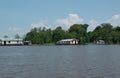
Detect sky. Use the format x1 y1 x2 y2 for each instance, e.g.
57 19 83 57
0 0 120 38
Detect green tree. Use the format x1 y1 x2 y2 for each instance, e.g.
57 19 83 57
24 27 38 44
24 23 120 45
69 24 89 44
3 35 8 38
15 34 20 39
52 26 65 42
90 23 114 44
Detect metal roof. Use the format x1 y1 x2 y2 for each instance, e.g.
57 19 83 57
0 38 23 41
60 39 79 42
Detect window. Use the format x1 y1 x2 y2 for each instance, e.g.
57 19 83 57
9 41 10 43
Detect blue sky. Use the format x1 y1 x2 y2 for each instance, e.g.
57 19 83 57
0 0 120 38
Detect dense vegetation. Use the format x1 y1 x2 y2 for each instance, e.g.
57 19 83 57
24 23 120 44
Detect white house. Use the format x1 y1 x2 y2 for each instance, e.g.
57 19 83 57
96 40 105 45
0 38 23 46
56 39 79 45
23 41 32 45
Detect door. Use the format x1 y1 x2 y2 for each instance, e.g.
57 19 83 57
4 41 6 45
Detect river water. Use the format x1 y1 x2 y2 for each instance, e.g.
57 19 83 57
0 45 120 78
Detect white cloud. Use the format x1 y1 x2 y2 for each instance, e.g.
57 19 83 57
8 27 23 35
87 14 120 31
9 27 21 32
56 14 84 29
31 21 51 29
31 22 45 28
29 14 120 32
106 14 120 26
7 26 26 38
111 14 120 20
88 20 99 31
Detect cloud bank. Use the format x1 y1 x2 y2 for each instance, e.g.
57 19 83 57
4 13 120 38
31 21 51 29
106 14 120 26
56 14 84 29
88 20 99 31
31 13 120 32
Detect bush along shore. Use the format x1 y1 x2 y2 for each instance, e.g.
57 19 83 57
23 23 120 45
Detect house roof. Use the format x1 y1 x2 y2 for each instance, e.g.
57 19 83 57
0 38 23 41
60 39 79 42
98 40 105 42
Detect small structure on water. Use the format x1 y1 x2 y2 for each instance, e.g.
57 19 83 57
23 41 32 45
0 38 32 46
0 39 23 46
56 39 79 45
96 40 105 45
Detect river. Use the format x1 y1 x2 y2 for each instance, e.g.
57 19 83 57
0 45 120 78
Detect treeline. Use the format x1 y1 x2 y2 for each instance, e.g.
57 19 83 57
24 23 120 44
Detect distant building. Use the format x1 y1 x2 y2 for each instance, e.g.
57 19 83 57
0 38 32 46
96 40 105 45
56 39 79 45
0 38 23 46
23 41 32 45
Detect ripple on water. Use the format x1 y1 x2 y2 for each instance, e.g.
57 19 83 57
0 45 120 78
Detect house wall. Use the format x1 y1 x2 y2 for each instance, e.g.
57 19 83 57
70 41 73 44
70 41 78 45
96 40 105 45
1 41 23 45
76 41 78 44
56 39 79 45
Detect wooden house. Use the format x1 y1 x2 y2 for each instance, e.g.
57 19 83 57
56 39 79 45
0 38 32 46
0 39 23 46
96 40 105 45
